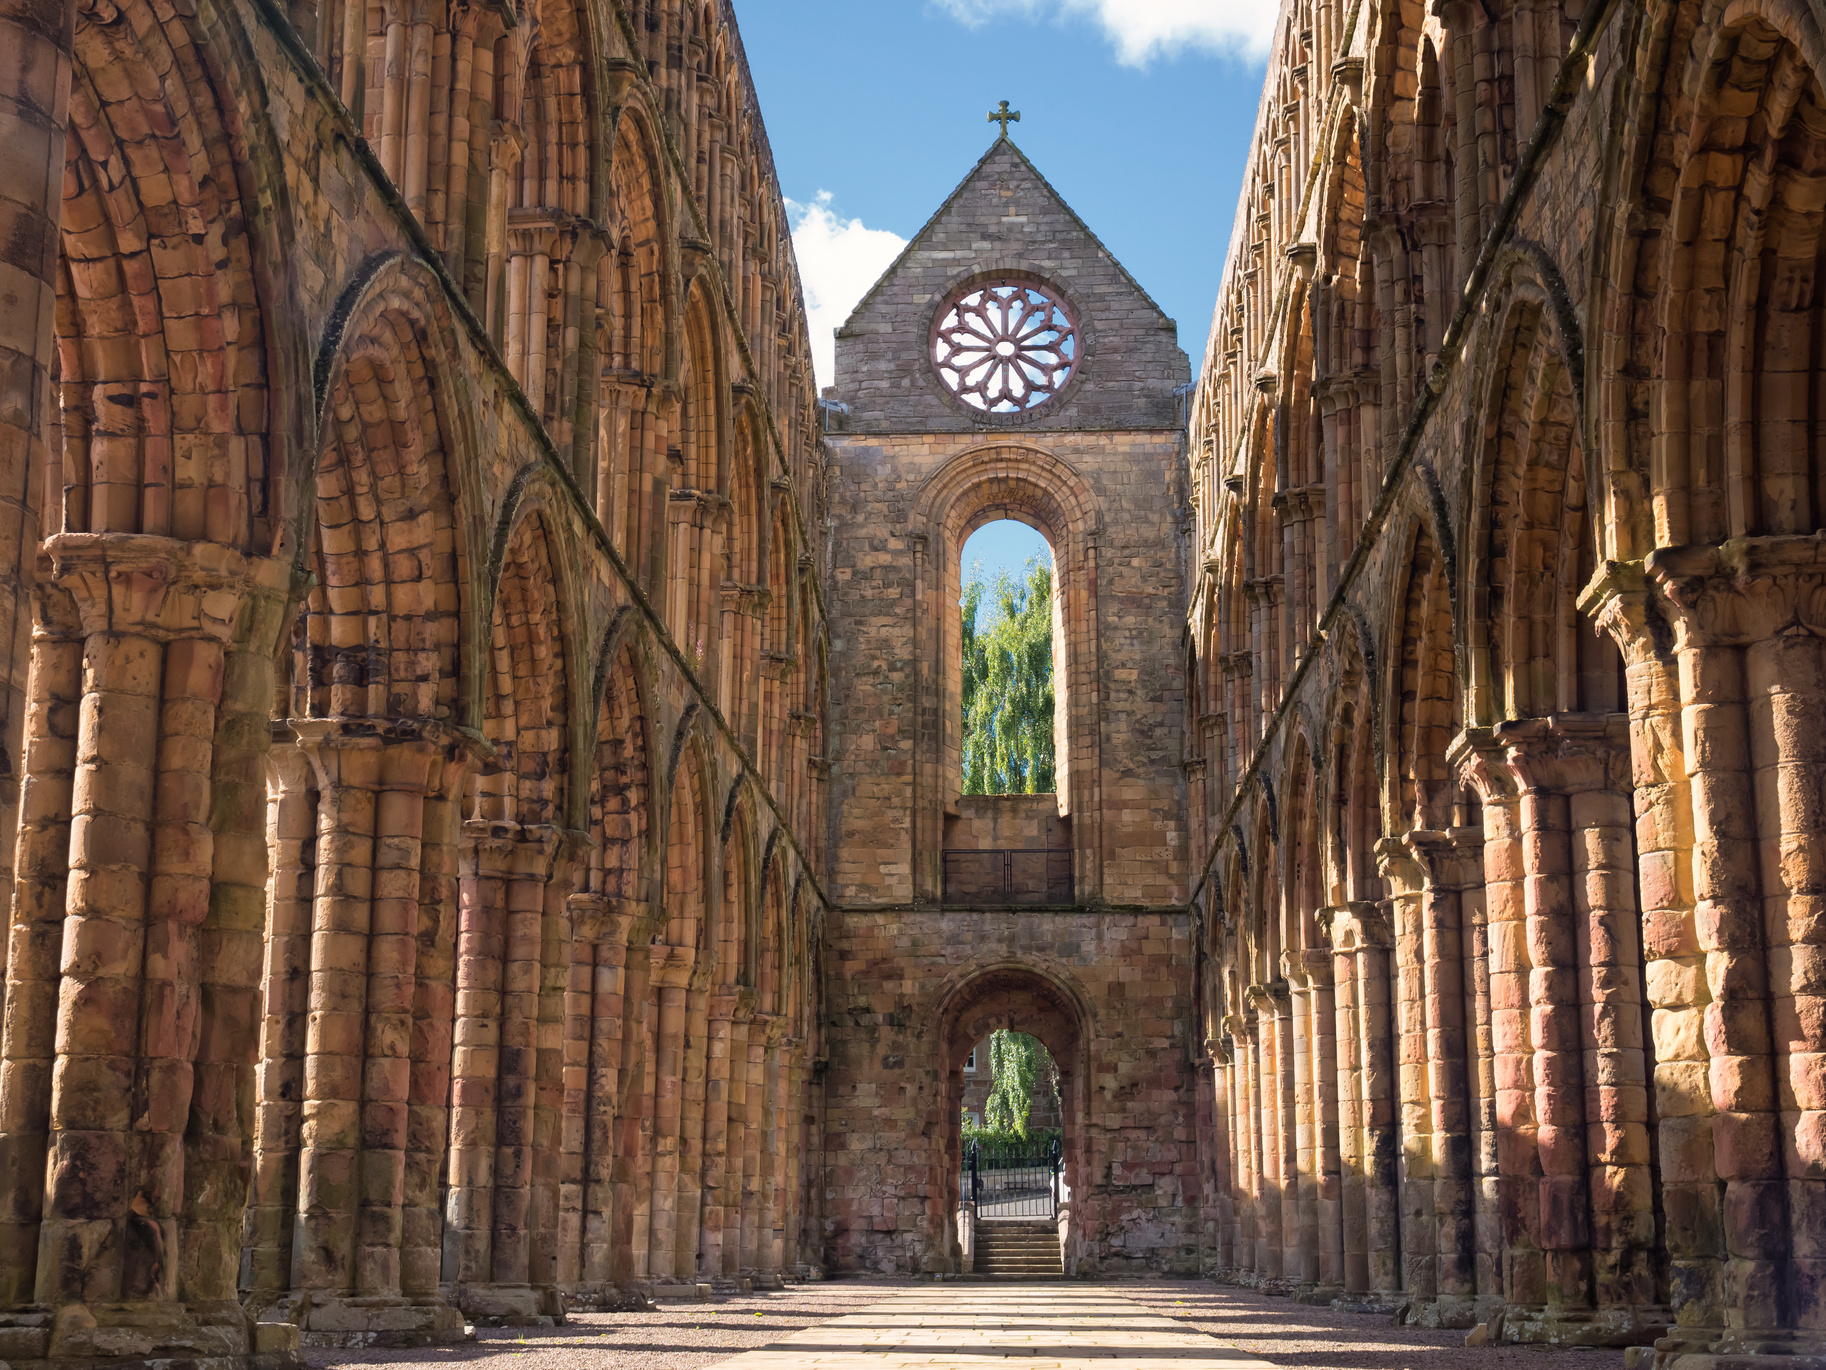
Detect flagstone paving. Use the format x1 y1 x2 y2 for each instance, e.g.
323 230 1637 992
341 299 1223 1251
704 1284 1273 1368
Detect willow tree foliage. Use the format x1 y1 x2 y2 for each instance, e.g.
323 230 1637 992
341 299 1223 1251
960 556 1056 795
981 1029 1055 1139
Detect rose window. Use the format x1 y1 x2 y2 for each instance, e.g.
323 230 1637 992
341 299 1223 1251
932 281 1079 413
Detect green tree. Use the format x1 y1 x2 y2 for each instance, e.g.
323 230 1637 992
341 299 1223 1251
960 555 1056 795
981 1029 1056 1139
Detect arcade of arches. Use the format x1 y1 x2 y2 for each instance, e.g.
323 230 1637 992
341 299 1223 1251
0 0 1822 1364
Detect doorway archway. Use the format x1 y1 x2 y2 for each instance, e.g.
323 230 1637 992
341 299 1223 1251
936 965 1090 1273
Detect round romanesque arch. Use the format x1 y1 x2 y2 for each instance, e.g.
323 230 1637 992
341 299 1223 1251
907 442 1103 903
934 962 1092 1273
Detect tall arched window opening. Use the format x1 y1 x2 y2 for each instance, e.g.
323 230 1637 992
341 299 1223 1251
943 518 1069 904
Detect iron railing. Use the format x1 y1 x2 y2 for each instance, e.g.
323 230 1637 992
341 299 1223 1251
963 1136 1063 1220
941 848 1073 905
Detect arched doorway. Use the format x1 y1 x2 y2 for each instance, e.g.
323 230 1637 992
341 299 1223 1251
936 966 1088 1274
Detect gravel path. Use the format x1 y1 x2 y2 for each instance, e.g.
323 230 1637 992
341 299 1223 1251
1122 1283 1631 1370
304 1283 912 1370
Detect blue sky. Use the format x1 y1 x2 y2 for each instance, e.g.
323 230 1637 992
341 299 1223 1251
734 0 1277 394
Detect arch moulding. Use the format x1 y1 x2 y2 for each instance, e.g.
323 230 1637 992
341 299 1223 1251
906 443 1105 906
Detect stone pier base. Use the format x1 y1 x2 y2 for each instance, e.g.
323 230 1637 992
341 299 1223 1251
0 1302 305 1370
281 1297 472 1349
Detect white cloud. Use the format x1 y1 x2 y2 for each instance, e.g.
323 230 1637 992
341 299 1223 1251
787 192 908 393
932 0 1278 65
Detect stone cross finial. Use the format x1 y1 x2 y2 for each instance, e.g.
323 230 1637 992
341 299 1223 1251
988 101 1020 138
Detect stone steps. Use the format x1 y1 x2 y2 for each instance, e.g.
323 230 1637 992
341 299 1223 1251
973 1221 1062 1277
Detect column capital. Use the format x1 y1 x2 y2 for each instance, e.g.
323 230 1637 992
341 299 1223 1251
288 715 482 794
1325 900 1392 951
712 985 759 1024
489 118 528 166
1575 558 1663 666
1389 825 1484 894
1293 947 1334 986
1246 979 1290 1012
1493 713 1629 794
463 819 563 878
1647 533 1826 647
505 208 582 263
566 891 642 946
1448 725 1516 803
42 533 295 646
649 942 697 989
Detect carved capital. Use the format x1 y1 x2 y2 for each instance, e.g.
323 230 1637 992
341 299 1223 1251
43 534 288 647
1399 826 1485 892
1447 726 1516 804
603 56 643 109
288 715 483 797
1647 534 1826 647
1577 559 1660 666
1331 55 1365 104
1326 900 1392 951
489 118 528 167
649 943 698 990
463 819 563 879
1494 713 1630 794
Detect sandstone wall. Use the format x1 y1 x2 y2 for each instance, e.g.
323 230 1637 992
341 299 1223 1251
0 0 830 1357
1185 0 1826 1361
821 907 1199 1276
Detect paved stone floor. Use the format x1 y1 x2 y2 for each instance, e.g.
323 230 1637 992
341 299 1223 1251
1121 1285 1630 1370
304 1280 1634 1370
704 1284 1270 1367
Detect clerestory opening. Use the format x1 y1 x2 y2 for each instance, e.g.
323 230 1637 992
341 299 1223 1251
944 518 1071 903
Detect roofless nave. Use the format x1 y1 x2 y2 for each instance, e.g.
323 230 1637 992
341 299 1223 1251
0 0 1819 1365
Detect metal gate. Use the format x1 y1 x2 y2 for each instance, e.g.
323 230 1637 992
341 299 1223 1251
963 1136 1062 1220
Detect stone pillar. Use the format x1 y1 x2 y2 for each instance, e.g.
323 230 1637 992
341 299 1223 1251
1642 544 1826 1362
243 735 317 1300
1230 1013 1261 1279
1330 901 1400 1306
1327 911 1369 1298
645 943 694 1283
737 1010 765 1275
288 715 470 1345
673 963 714 1281
1219 1024 1245 1276
568 897 634 1292
450 820 575 1322
722 1006 753 1277
0 537 297 1360
698 988 741 1278
784 1040 808 1277
1247 983 1286 1284
609 929 656 1289
1382 828 1484 1326
1491 716 1652 1342
1455 728 1539 1316
1299 949 1343 1301
1352 900 1401 1301
1283 955 1321 1295
1200 1036 1230 1275
757 1014 788 1282
0 0 65 993
523 837 583 1304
